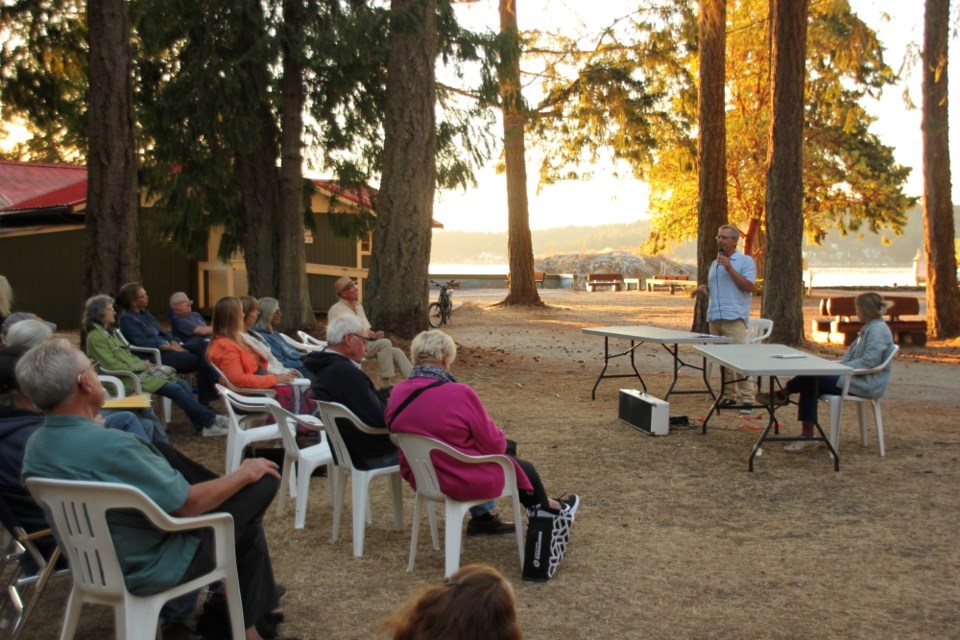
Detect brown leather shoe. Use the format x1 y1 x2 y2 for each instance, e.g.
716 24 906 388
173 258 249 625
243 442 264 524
466 513 516 536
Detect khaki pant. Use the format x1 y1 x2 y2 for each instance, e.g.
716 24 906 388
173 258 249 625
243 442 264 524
365 338 413 380
708 318 756 405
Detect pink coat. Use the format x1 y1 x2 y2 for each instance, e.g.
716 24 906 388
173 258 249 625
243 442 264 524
385 377 533 500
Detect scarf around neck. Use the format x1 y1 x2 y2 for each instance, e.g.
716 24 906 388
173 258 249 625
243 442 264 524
410 364 457 384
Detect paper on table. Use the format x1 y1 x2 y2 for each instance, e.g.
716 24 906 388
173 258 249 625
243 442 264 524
102 394 151 409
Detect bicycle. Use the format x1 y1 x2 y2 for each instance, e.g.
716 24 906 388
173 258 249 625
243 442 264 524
428 280 459 328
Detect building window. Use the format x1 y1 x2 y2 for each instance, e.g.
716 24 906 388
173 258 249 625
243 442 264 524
360 231 372 255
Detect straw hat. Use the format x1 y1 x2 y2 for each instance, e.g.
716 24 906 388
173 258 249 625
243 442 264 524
334 276 357 295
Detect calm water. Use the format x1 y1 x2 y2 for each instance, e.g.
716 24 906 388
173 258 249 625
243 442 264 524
430 264 921 288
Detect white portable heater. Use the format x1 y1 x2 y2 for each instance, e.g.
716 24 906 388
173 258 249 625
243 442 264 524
618 389 670 436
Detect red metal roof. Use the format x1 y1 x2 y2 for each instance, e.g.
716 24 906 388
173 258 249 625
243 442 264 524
312 179 378 209
0 160 87 211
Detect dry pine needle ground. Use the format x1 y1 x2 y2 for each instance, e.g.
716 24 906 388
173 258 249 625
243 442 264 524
13 288 960 639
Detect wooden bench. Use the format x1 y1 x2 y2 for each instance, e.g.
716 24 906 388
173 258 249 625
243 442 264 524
645 274 695 294
506 271 546 288
586 273 624 292
623 277 642 291
811 296 927 346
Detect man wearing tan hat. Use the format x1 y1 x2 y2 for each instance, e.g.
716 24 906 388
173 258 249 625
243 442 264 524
328 276 412 385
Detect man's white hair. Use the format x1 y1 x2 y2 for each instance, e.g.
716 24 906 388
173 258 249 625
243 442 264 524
326 315 363 346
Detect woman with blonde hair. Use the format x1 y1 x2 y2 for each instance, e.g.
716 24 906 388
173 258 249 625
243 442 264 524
207 297 314 416
758 291 896 452
380 564 521 640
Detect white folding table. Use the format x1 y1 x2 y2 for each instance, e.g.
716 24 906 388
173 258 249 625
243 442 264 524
582 325 731 400
694 343 852 472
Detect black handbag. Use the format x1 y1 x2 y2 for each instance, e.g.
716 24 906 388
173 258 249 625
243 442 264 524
522 505 574 582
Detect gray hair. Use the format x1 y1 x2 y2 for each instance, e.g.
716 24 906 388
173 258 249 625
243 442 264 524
15 338 87 411
5 319 53 348
717 224 740 241
255 297 280 334
0 275 11 318
326 315 362 346
410 330 457 366
169 291 189 307
83 294 115 333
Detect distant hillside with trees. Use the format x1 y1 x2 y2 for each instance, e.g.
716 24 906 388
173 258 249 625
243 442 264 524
431 205 956 267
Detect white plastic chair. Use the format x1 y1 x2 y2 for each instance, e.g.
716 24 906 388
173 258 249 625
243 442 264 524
95 365 173 428
747 318 774 392
820 344 899 457
25 478 245 640
314 401 403 557
99 375 127 399
117 330 173 424
297 331 328 351
208 362 277 399
391 433 525 577
217 384 283 474
747 318 773 343
266 402 336 530
280 332 326 353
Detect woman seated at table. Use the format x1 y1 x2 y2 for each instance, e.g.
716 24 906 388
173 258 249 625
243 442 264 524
385 329 580 516
83 294 229 437
758 291 895 453
207 296 315 416
250 297 316 383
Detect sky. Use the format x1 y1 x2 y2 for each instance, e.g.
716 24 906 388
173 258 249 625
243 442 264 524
432 1 949 233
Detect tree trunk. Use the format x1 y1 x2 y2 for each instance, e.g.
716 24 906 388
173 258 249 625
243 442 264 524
762 0 808 345
366 0 437 338
922 0 960 338
693 0 727 332
85 0 140 297
235 141 280 298
499 0 542 306
277 0 313 330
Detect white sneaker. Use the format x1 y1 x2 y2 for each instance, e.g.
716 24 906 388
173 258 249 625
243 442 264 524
202 423 230 437
214 415 232 429
784 439 820 453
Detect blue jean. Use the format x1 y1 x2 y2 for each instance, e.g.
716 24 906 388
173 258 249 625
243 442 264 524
101 408 169 444
156 379 217 431
785 375 844 426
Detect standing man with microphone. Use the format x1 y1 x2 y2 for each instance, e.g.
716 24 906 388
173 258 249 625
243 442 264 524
691 224 757 414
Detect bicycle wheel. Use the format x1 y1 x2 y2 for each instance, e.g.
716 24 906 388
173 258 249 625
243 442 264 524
428 302 443 328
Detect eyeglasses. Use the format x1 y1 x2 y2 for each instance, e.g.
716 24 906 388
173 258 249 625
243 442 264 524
716 235 736 240
174 299 192 306
348 333 369 341
76 360 101 385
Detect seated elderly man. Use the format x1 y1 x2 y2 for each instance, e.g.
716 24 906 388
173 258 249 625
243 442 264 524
304 317 513 534
117 283 219 406
18 339 287 640
327 277 412 387
168 292 212 348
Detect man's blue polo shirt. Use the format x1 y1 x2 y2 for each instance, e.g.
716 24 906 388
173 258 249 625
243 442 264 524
706 250 756 322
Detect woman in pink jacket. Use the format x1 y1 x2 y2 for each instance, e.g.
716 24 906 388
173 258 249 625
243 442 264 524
386 330 578 516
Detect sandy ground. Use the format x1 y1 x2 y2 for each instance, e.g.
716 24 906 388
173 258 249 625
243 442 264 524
12 287 960 639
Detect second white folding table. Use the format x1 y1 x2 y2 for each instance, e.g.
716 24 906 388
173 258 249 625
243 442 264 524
695 343 852 472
